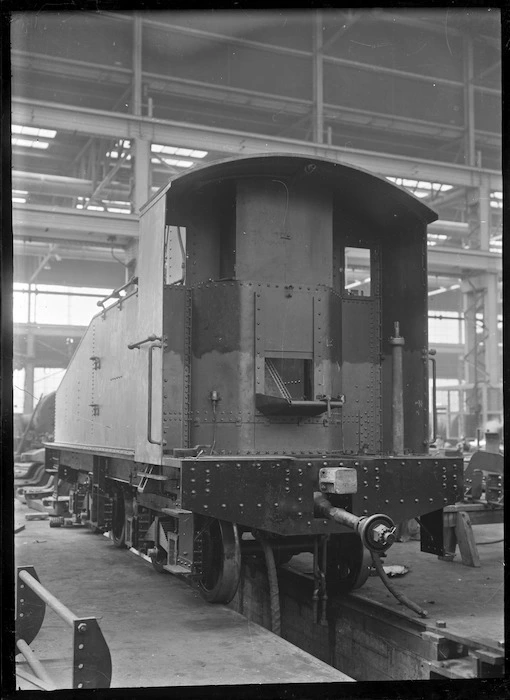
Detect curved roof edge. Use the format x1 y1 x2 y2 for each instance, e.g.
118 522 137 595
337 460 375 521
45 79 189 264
141 153 438 224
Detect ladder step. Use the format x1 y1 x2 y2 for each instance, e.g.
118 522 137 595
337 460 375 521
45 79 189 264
161 507 193 516
162 563 192 575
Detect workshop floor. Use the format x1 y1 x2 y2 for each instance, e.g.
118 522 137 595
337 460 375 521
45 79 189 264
13 499 351 690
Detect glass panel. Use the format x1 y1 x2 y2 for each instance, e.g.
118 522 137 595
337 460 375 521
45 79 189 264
164 225 186 284
344 246 371 296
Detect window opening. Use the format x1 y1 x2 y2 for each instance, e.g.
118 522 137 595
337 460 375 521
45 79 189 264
344 246 371 297
164 225 186 285
265 357 313 401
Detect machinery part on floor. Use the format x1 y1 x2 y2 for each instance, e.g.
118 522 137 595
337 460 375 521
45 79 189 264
314 492 396 553
197 518 241 604
16 566 112 689
258 536 281 636
370 551 428 619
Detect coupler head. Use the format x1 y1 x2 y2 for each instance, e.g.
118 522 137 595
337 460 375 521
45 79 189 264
356 514 396 553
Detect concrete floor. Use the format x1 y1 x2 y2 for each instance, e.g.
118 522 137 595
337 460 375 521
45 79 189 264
14 499 352 690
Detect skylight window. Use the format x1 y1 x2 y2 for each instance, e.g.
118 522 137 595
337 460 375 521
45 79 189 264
151 157 194 168
151 143 208 159
490 192 502 209
386 176 453 199
12 189 28 203
12 137 49 149
12 124 57 139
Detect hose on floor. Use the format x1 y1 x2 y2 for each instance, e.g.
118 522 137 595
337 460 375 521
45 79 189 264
476 538 504 545
370 551 428 619
260 537 281 636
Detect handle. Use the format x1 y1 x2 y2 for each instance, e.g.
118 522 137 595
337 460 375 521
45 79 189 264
428 349 438 445
147 343 162 445
128 334 162 350
97 276 138 308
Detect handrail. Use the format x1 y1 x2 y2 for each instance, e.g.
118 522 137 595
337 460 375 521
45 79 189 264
16 566 112 689
97 276 138 308
428 349 438 445
148 343 163 445
127 333 162 350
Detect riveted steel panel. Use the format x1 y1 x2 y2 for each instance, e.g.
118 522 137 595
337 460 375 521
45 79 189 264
180 457 347 535
162 285 187 452
235 177 333 286
349 456 463 522
341 298 381 453
54 293 144 452
134 195 166 465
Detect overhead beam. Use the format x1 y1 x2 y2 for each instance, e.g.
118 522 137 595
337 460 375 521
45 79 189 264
345 245 501 276
14 240 128 262
12 203 138 245
11 98 502 190
12 204 501 276
11 52 501 150
97 14 501 95
14 323 87 338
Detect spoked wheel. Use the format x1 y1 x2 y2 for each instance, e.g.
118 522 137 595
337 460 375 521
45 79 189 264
198 518 241 604
326 534 371 595
111 488 126 548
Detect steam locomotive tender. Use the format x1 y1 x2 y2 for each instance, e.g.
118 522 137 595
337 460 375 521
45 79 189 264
47 154 462 604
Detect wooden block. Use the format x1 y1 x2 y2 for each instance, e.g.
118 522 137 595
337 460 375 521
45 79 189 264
454 511 480 567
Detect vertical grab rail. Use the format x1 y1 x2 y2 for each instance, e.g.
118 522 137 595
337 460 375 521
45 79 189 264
428 349 438 445
127 335 163 446
147 342 163 445
16 566 112 689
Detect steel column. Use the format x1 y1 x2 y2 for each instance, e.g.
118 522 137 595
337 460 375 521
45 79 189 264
132 14 150 212
483 272 500 387
463 35 476 167
312 11 324 144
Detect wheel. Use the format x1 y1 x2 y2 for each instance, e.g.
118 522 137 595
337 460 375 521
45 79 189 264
326 534 371 594
198 518 241 604
111 489 126 548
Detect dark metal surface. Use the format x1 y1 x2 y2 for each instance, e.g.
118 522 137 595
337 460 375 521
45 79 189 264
16 566 46 646
180 456 462 535
418 509 446 556
72 617 112 689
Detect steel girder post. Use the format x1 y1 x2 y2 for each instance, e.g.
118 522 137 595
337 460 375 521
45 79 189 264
132 14 151 212
463 35 476 168
483 272 500 388
312 10 324 144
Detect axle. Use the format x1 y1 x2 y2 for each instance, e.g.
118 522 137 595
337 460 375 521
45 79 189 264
313 492 396 553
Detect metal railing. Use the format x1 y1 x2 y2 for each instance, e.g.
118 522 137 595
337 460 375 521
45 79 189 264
16 566 112 690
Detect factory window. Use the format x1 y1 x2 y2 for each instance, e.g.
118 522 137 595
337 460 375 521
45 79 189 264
428 312 463 344
164 225 186 284
344 247 371 297
13 283 112 326
265 357 313 401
